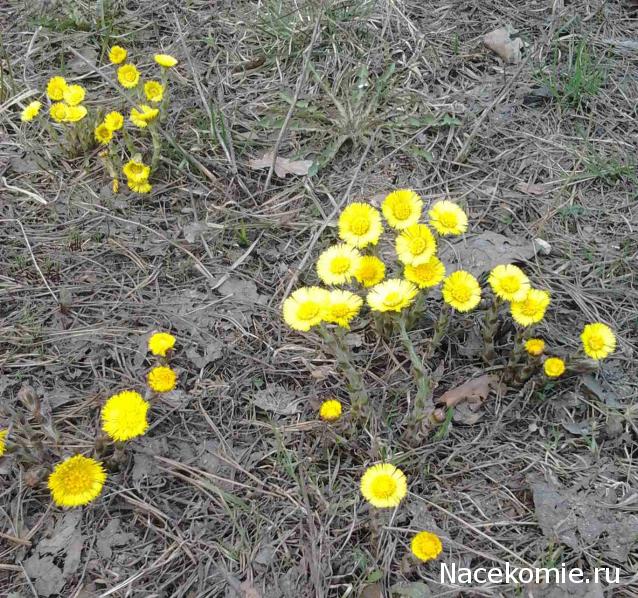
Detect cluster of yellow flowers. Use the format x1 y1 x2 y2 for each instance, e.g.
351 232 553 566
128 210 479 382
19 46 178 194
46 331 178 508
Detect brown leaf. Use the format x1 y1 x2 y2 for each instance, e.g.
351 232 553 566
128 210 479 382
484 26 524 64
249 151 313 178
436 374 496 408
360 583 384 598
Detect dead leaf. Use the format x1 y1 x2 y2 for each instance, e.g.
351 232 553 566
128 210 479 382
390 582 432 597
436 374 496 408
440 231 536 278
360 583 384 598
484 26 524 64
249 152 313 178
253 384 301 415
516 181 546 196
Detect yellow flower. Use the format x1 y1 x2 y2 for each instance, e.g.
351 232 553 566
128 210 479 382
382 189 422 230
94 123 113 144
319 399 342 422
442 271 481 312
354 256 386 288
428 200 468 236
63 84 86 106
544 357 565 378
395 224 437 266
367 278 418 313
0 429 7 456
283 286 329 331
581 322 616 360
338 203 383 248
117 64 140 88
488 264 530 302
101 391 149 442
48 455 107 508
525 338 545 356
323 290 362 328
112 179 119 194
144 80 164 103
154 53 178 68
50 102 68 123
64 105 88 122
130 104 159 128
148 332 176 356
411 531 443 562
510 289 550 326
46 76 67 101
404 255 446 289
316 244 361 286
360 463 407 508
104 111 124 131
147 365 177 393
21 101 42 122
123 159 150 183
109 45 127 64
128 179 153 194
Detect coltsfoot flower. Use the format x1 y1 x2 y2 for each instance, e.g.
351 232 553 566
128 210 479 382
64 105 88 122
323 290 362 328
46 76 67 100
442 270 481 312
48 455 107 507
382 189 422 230
144 80 165 103
395 223 437 266
101 391 149 442
360 463 407 508
130 105 159 128
63 84 85 106
117 64 140 88
128 179 152 194
488 264 530 302
510 289 550 326
544 357 565 378
354 256 385 288
581 322 616 361
367 278 418 313
316 244 361 286
154 53 178 68
109 45 127 64
123 159 151 183
428 200 468 236
404 255 446 288
0 429 7 456
21 101 42 122
104 111 124 131
411 531 443 562
148 332 176 356
283 287 329 331
319 399 342 422
147 365 177 393
94 123 113 144
338 203 383 248
525 338 545 356
50 102 68 123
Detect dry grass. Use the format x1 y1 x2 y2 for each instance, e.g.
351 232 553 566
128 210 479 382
1 0 637 596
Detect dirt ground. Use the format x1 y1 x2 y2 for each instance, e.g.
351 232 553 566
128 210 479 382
1 0 637 597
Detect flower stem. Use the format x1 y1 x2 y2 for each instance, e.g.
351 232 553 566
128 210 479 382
150 124 162 171
481 298 500 364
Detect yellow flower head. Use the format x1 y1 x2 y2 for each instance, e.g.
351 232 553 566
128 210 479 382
354 256 386 288
104 111 124 131
130 104 159 128
404 255 446 289
148 332 176 356
101 391 149 442
50 102 68 123
544 357 565 378
21 101 42 122
338 203 383 248
367 278 418 313
510 289 550 326
360 463 407 508
48 455 107 508
323 290 362 328
581 322 616 361
396 223 437 266
147 365 177 393
112 179 119 194
442 270 481 312
46 76 67 101
94 123 113 145
525 338 545 356
144 80 165 103
109 45 127 64
319 399 342 422
488 264 530 302
63 84 86 106
428 200 468 236
316 244 361 286
117 64 140 88
283 286 329 331
0 429 7 456
128 179 153 194
382 189 423 230
123 159 150 183
411 531 443 562
64 105 88 123
154 53 178 68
